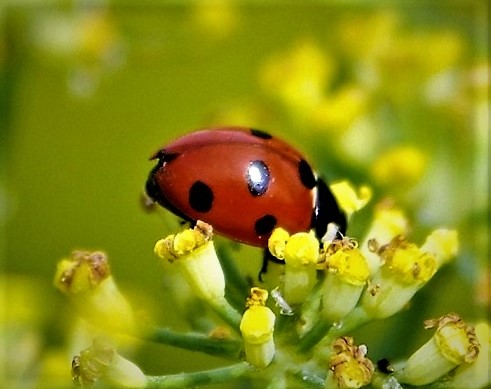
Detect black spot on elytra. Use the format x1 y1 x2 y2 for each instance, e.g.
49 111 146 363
247 160 270 196
189 181 214 213
298 159 317 189
250 128 272 139
254 215 277 236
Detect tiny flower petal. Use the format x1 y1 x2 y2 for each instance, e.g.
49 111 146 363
420 229 458 267
329 181 372 217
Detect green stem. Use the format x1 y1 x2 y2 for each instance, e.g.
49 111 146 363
142 327 242 358
297 317 332 353
322 307 370 345
216 245 250 310
292 370 325 388
145 362 252 388
210 296 243 332
298 307 370 353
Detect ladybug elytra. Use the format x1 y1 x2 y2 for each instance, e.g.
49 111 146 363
146 127 346 247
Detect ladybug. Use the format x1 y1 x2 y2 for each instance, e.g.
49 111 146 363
145 127 346 247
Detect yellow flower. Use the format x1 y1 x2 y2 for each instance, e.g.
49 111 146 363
240 288 276 369
326 337 374 389
154 221 225 302
448 321 490 388
54 251 136 333
394 313 480 386
270 230 320 305
370 146 427 188
360 231 456 319
154 221 241 330
359 202 409 274
259 40 334 114
72 337 146 388
312 85 368 130
320 239 370 322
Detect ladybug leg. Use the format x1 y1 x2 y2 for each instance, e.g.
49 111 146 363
258 249 284 282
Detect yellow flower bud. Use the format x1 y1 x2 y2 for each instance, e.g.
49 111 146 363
240 288 276 369
281 231 320 305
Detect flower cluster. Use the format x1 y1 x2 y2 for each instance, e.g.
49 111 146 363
53 182 488 388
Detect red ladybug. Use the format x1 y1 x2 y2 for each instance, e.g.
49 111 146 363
146 127 346 247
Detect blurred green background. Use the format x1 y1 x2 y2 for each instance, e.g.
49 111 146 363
1 1 488 387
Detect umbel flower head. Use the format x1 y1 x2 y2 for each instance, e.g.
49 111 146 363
55 183 488 388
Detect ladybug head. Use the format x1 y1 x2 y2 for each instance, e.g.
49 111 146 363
145 151 192 222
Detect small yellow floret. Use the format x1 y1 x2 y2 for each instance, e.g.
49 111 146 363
54 251 110 295
327 248 370 286
385 243 436 284
329 337 374 389
284 231 319 267
240 305 276 344
421 229 459 267
268 228 290 260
